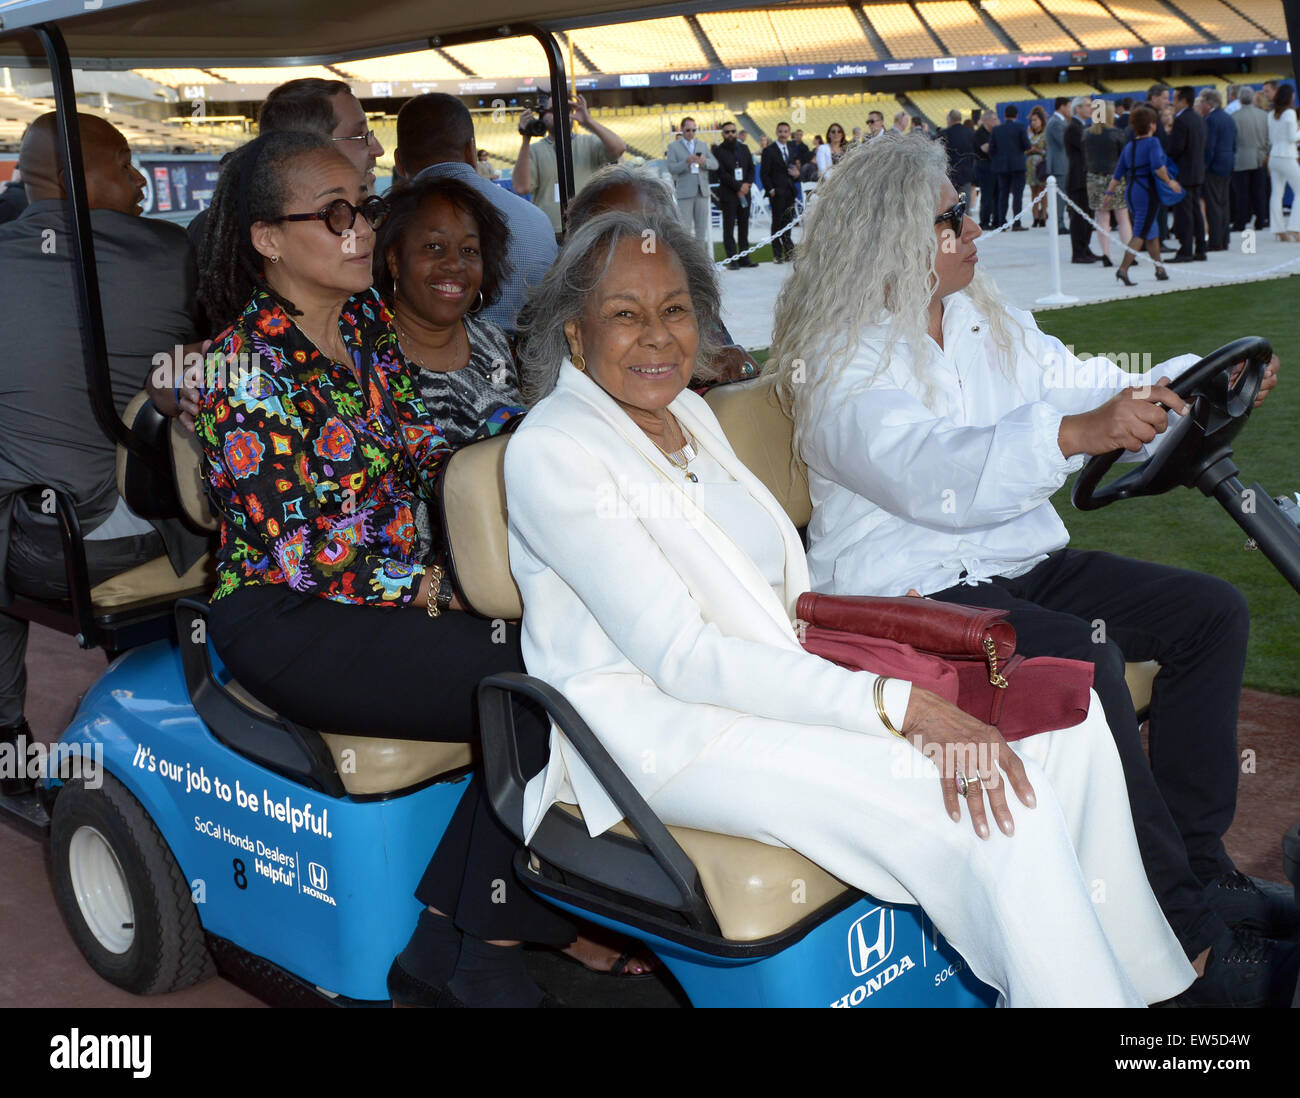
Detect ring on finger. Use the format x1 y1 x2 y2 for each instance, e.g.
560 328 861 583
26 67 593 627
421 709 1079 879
955 770 970 798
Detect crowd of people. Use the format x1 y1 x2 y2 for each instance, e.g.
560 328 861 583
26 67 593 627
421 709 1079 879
2 73 1298 1010
929 81 1299 284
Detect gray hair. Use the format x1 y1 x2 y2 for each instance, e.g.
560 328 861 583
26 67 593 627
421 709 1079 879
515 210 724 405
947 109 962 124
1069 95 1091 115
1201 89 1222 110
1239 86 1255 105
567 162 678 233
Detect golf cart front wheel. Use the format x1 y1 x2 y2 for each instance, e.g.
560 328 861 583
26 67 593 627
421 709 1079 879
51 770 214 994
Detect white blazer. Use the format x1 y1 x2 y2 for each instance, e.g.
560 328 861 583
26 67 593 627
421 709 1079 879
505 362 910 840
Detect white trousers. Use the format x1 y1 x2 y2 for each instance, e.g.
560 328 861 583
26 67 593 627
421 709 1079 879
1268 156 1300 232
648 691 1194 1007
677 194 711 242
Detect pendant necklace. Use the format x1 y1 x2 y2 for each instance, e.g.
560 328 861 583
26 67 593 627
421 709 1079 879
655 422 699 483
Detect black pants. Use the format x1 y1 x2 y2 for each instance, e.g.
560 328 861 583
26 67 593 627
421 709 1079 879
1204 173 1231 249
718 191 750 258
769 191 796 260
208 584 574 946
1 515 164 726
930 549 1246 958
1173 182 1207 257
1231 167 1270 230
975 163 994 227
997 169 1024 226
1067 183 1093 257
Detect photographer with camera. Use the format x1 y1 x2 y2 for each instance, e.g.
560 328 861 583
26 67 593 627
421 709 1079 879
511 92 626 235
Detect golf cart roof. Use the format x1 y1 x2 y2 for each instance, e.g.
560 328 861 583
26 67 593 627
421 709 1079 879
0 0 734 66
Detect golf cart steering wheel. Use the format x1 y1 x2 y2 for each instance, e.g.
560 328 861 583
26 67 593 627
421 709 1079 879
1072 336 1271 511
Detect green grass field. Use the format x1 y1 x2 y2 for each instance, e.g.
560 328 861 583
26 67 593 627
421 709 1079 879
753 277 1300 694
1036 278 1300 695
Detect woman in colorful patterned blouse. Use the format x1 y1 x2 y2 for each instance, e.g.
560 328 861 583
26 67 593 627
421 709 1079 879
194 131 575 1007
373 176 524 561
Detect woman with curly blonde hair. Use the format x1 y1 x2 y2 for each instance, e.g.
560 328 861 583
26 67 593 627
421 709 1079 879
769 131 1296 1008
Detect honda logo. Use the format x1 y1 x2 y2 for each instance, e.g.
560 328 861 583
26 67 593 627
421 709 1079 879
847 907 894 977
307 862 328 891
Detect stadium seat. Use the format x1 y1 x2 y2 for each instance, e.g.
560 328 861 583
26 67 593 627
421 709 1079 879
915 1 1004 56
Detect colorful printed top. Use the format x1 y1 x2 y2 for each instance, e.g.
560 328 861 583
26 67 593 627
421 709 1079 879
196 287 448 606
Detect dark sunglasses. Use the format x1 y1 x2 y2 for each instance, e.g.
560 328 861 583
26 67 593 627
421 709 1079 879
934 196 968 236
276 195 388 236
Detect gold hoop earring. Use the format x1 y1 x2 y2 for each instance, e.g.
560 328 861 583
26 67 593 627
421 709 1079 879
572 352 586 371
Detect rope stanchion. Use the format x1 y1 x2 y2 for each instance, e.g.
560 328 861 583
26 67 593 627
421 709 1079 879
1035 177 1079 305
713 194 813 270
1054 188 1300 285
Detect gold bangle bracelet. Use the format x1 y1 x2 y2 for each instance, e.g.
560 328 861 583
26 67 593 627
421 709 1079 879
874 675 904 738
426 564 444 619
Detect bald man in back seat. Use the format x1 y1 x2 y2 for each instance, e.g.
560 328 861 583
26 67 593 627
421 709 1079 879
0 112 206 794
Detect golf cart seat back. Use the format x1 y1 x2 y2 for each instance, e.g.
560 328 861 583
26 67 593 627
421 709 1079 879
169 417 472 797
704 377 1161 716
441 431 852 941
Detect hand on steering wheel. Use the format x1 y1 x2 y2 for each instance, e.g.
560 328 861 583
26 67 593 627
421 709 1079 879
1059 378 1190 457
900 688 1037 839
1232 353 1280 409
1071 336 1275 511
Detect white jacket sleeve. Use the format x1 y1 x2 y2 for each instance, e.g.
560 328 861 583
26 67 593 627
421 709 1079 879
507 424 910 737
803 356 1083 531
1014 306 1201 461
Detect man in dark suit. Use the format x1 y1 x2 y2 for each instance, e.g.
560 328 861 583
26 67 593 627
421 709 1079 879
973 111 996 229
1169 85 1208 261
990 104 1031 231
941 108 976 207
711 119 757 267
1199 89 1236 251
1115 97 1132 133
760 120 801 264
1064 96 1099 262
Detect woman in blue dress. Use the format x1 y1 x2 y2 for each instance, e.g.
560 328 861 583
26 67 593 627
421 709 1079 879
1103 104 1183 286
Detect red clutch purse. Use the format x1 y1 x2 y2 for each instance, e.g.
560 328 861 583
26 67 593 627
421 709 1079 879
795 592 1016 688
795 593 1094 739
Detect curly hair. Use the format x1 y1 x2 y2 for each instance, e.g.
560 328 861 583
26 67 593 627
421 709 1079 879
371 174 511 311
515 210 723 405
197 130 340 329
769 131 1025 453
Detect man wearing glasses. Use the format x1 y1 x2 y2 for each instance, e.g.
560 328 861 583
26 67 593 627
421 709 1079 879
711 120 756 268
186 78 385 256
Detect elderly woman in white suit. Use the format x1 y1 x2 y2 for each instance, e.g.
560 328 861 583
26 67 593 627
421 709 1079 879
504 209 1194 1007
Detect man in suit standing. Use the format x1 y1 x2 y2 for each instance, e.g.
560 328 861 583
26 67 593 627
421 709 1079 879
1045 97 1070 234
1199 90 1236 251
1115 97 1133 132
760 120 800 264
711 120 757 268
941 108 976 207
973 111 996 229
990 104 1031 230
1064 96 1099 262
1231 86 1270 232
1169 86 1207 261
667 117 719 242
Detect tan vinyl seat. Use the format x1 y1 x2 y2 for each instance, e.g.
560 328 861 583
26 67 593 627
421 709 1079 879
96 391 216 609
168 403 471 795
702 377 1161 715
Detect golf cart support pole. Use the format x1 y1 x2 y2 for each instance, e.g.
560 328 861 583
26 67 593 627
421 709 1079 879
32 22 145 457
432 23 573 228
1202 461 1300 596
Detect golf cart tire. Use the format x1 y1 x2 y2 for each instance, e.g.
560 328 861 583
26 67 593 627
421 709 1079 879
51 771 215 994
